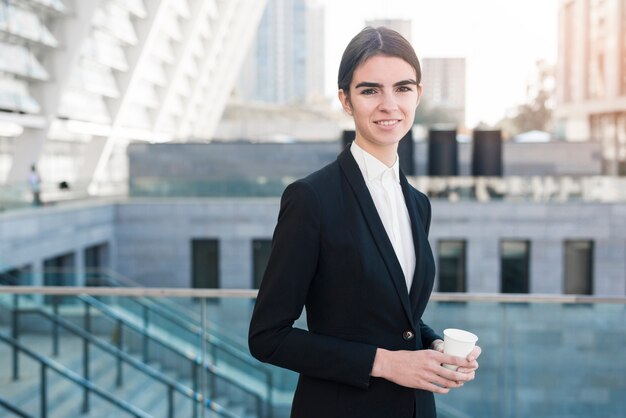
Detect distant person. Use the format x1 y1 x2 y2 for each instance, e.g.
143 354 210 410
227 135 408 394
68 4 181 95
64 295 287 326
28 164 42 206
249 27 481 418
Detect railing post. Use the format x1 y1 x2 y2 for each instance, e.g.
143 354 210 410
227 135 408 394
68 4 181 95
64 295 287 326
40 364 47 418
11 295 19 380
83 301 91 413
256 393 263 418
82 334 90 413
268 372 274 418
200 298 207 418
168 385 174 418
116 319 123 387
209 369 216 407
52 296 59 356
210 343 217 365
191 362 198 418
142 305 149 363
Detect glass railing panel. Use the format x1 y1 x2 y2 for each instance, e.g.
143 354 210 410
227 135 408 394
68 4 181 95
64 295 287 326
1 287 624 418
0 291 249 417
124 176 626 202
422 299 626 418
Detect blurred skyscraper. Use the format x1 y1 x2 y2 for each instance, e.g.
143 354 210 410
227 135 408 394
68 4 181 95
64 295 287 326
365 19 466 127
0 0 267 189
421 58 467 127
365 18 412 40
237 0 325 104
556 0 626 175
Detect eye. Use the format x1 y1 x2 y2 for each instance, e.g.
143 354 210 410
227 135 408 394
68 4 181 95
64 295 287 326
397 86 413 93
360 88 378 95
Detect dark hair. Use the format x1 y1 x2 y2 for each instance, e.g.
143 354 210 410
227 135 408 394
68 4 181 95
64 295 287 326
338 26 421 94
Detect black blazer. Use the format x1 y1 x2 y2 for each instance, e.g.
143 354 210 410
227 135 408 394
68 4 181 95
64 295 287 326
249 146 440 418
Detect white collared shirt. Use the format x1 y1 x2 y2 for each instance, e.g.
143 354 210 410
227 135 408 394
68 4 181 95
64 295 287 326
350 141 416 292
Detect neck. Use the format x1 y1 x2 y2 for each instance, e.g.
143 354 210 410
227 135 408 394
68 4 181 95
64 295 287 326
354 138 398 167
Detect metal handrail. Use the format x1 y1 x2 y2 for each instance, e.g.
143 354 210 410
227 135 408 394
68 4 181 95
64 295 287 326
1 285 626 304
0 333 152 418
12 300 244 418
78 294 266 414
98 268 250 349
93 269 272 377
0 396 33 418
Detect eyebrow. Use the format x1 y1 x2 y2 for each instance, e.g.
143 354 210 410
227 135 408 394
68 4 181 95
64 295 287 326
354 79 418 89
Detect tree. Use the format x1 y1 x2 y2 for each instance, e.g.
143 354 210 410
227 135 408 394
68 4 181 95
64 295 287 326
414 98 462 127
497 60 555 137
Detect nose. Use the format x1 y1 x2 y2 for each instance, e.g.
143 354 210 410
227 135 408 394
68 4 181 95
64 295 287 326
378 91 398 112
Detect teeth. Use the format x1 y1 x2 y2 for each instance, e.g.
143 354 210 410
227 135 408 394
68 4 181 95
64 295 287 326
376 120 399 126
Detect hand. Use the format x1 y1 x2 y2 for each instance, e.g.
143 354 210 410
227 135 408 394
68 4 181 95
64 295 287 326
370 348 476 394
431 340 481 375
458 345 481 374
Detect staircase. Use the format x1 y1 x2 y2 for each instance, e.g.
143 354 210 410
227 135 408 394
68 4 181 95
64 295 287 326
0 291 261 417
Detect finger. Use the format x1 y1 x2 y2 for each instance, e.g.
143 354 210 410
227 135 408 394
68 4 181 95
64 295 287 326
422 382 451 394
440 354 473 369
438 368 475 382
467 346 482 361
432 340 444 353
429 375 461 390
457 359 479 372
435 375 465 388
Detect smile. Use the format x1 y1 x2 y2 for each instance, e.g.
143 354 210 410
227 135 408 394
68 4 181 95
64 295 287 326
374 119 401 126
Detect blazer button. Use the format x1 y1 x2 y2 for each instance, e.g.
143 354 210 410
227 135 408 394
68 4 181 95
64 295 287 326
402 330 415 341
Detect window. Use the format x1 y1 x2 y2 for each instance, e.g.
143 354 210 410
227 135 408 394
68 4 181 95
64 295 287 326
438 240 466 292
0 265 32 286
191 239 219 289
252 239 272 289
564 240 594 295
500 240 530 293
85 243 110 286
44 252 76 304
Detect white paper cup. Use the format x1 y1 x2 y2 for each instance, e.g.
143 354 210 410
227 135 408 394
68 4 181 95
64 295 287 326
443 328 478 371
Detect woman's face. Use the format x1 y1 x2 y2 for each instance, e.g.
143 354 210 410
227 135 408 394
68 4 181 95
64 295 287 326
339 55 421 153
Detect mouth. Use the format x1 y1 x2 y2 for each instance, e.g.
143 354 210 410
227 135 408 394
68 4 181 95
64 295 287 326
374 119 401 127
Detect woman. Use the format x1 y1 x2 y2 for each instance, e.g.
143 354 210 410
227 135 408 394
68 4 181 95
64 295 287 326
249 27 481 418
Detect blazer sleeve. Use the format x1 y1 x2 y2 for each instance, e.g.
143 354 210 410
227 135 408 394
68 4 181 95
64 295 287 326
248 180 377 389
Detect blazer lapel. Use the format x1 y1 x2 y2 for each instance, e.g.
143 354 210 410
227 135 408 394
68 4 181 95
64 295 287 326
400 173 427 313
338 147 414 327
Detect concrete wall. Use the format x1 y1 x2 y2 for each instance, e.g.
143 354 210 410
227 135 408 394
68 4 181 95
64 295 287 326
430 201 626 296
1 198 624 296
114 198 278 289
0 200 116 286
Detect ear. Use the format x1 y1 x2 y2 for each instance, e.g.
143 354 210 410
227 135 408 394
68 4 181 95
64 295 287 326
338 89 353 115
416 83 423 107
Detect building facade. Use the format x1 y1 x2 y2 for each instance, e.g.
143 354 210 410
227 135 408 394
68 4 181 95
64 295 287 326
556 0 626 175
236 0 325 105
421 58 467 128
0 0 267 190
2 196 625 297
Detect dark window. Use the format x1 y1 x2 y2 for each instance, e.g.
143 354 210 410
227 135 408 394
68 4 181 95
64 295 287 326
85 243 110 286
500 240 530 293
191 239 219 289
438 240 466 292
564 240 594 295
0 265 32 286
252 239 272 289
44 253 76 304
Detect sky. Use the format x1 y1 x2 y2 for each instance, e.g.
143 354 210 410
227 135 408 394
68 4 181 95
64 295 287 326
318 0 559 127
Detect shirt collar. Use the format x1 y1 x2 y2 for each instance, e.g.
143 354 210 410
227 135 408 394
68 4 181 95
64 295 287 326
350 141 400 183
